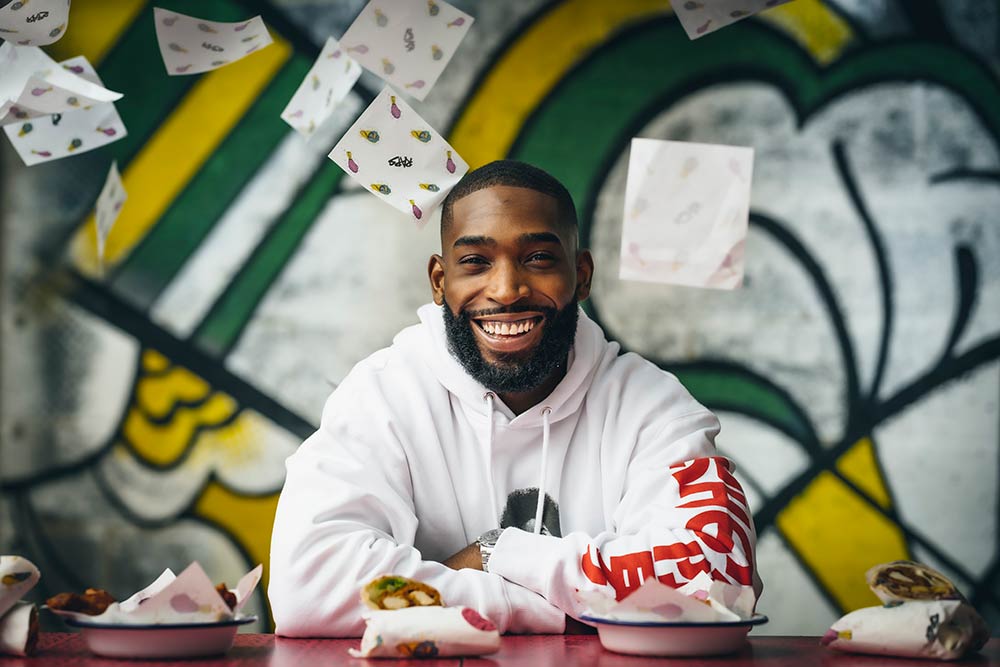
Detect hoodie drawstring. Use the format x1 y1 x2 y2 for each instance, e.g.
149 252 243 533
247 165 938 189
483 392 500 527
533 407 552 535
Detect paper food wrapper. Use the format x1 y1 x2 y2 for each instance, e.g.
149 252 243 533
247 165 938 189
328 86 468 227
620 137 752 290
338 0 474 102
822 600 989 661
577 571 756 623
0 556 40 618
673 0 794 40
4 55 127 166
47 562 262 625
0 43 122 126
349 606 500 659
823 560 990 660
280 36 362 139
152 8 273 76
0 601 38 657
0 0 72 47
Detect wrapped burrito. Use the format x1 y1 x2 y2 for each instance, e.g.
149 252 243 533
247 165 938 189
349 606 500 658
0 556 40 618
824 560 989 660
821 599 987 661
0 601 39 657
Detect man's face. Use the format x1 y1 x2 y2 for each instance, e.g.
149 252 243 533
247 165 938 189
429 185 593 393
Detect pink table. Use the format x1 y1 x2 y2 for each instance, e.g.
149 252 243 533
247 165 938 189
6 633 999 665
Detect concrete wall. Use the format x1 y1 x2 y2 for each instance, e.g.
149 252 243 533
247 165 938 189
1 0 998 634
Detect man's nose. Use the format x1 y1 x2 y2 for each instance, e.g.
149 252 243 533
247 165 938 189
487 261 530 305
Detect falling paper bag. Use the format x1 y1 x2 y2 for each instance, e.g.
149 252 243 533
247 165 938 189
619 137 753 290
0 43 122 125
281 36 362 139
673 0 795 40
0 0 71 46
338 0 473 101
328 86 468 226
153 7 274 76
95 161 127 265
4 55 127 166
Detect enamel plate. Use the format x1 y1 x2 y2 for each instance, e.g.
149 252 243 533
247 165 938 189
63 616 257 658
579 613 769 657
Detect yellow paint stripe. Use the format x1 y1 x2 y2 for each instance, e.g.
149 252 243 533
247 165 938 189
70 38 292 276
450 0 670 168
137 366 212 418
450 0 854 168
142 349 172 373
45 0 146 65
778 470 909 611
756 0 853 65
836 437 892 509
124 392 237 466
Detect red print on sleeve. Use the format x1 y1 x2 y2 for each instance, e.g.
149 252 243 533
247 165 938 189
580 457 754 599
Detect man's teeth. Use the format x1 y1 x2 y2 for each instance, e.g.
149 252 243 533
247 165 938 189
480 319 536 336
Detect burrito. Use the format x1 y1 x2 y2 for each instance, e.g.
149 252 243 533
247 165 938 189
824 560 989 660
866 561 962 604
822 599 988 661
0 601 38 657
349 606 500 658
361 575 443 610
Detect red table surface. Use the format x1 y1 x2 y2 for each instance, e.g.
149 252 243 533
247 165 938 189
4 634 998 666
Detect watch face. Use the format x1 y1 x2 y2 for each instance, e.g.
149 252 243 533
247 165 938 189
479 528 503 548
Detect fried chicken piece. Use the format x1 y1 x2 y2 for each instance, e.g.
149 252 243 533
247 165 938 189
45 588 116 615
361 576 443 610
215 583 237 610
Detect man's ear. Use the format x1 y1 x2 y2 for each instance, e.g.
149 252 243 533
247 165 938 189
428 254 446 305
575 249 594 302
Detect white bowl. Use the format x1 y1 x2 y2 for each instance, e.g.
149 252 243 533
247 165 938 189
63 616 257 658
580 613 768 657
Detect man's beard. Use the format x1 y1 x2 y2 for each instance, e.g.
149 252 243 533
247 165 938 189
442 297 579 394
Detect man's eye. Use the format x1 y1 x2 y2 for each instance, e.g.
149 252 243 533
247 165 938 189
459 256 488 265
527 252 555 263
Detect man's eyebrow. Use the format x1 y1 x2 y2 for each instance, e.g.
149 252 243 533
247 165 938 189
453 235 496 248
519 232 562 245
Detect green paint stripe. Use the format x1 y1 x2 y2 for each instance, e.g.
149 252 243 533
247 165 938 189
674 369 815 445
96 0 252 166
511 19 1000 225
510 19 818 216
109 55 312 308
192 164 343 356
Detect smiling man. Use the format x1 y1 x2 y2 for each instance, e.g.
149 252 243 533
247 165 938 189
268 161 760 637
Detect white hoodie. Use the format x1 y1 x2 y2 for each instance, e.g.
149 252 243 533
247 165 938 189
269 303 757 637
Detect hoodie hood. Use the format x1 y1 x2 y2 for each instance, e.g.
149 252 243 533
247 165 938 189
395 302 616 428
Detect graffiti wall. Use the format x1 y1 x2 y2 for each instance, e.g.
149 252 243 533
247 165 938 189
1 0 997 634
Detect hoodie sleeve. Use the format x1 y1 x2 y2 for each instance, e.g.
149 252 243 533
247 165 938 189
268 370 565 637
486 409 760 618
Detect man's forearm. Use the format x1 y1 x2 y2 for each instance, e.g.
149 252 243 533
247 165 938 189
442 542 482 571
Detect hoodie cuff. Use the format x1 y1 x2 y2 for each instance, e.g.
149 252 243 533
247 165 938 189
489 527 565 600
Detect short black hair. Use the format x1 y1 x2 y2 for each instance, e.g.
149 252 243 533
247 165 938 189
440 160 579 237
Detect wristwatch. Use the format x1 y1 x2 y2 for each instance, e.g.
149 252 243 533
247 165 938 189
476 528 504 573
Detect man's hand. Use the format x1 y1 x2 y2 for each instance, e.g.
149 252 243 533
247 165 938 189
442 542 482 571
